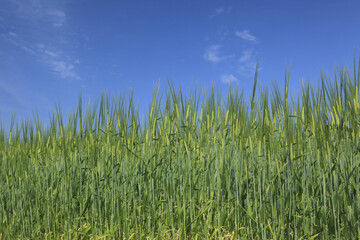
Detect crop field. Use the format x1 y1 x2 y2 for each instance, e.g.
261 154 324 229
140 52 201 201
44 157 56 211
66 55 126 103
1 62 360 239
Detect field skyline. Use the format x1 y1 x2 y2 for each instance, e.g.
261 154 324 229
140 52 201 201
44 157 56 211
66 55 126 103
1 0 360 130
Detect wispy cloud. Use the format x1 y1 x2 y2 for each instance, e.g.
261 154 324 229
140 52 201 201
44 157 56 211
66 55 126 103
204 45 231 63
235 30 257 43
4 32 36 55
216 7 225 15
38 44 80 80
210 6 232 17
238 62 258 77
221 74 237 84
8 32 18 38
204 45 222 62
44 49 58 58
49 60 78 79
0 78 52 119
0 79 28 111
237 49 261 77
7 1 67 28
9 0 43 17
1 1 80 81
3 32 80 80
46 8 66 27
216 25 230 41
239 49 253 62
46 8 65 18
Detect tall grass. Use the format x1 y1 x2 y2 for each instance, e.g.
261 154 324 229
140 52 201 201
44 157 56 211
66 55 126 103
1 60 360 239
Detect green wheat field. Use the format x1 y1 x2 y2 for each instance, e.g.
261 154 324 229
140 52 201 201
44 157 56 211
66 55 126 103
1 61 360 239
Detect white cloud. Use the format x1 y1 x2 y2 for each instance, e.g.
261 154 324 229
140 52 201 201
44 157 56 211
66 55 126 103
46 9 65 18
3 33 36 54
204 45 221 62
39 45 79 79
210 6 232 17
238 62 261 77
0 77 52 119
239 49 253 62
3 33 80 80
236 48 261 77
44 49 58 57
9 0 43 17
204 45 231 63
49 60 79 79
1 1 78 81
235 30 257 43
8 32 18 38
46 9 66 27
221 74 237 84
7 1 67 28
215 7 224 14
36 43 45 49
0 79 28 109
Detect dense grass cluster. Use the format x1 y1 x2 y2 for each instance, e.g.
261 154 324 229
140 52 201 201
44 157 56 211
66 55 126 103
1 61 360 239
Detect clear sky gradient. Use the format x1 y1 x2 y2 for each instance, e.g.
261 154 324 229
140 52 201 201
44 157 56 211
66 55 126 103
1 0 359 129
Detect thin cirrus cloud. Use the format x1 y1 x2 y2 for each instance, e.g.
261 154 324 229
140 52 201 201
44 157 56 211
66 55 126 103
37 43 80 80
239 49 253 63
238 49 260 77
0 79 28 112
203 45 231 63
238 61 261 77
46 9 66 27
5 32 36 55
3 32 80 80
1 0 80 81
235 30 257 43
7 1 66 28
210 6 232 17
221 74 237 84
49 60 78 79
215 7 225 15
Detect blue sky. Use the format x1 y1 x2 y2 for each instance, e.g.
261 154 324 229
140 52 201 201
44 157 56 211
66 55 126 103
1 0 359 129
